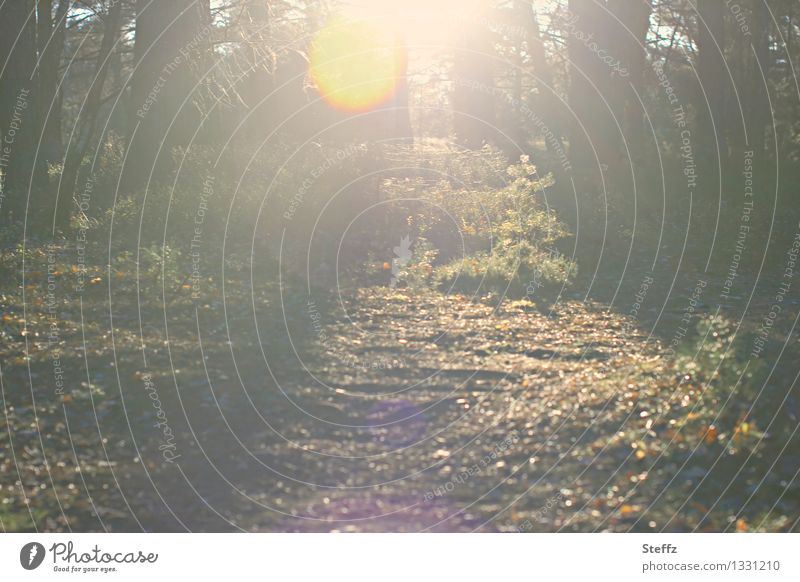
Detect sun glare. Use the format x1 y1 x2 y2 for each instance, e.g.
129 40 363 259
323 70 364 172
309 17 405 113
310 0 472 112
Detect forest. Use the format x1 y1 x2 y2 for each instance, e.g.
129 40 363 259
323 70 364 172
0 0 799 532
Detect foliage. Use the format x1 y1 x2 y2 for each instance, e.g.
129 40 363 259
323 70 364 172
379 143 575 296
675 316 767 452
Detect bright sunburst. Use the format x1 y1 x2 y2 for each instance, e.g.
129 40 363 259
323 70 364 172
309 0 473 112
309 17 405 113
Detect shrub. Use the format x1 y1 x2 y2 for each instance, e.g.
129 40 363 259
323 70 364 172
675 316 766 450
380 142 575 297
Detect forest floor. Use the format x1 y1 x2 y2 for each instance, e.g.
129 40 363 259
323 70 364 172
2 244 794 531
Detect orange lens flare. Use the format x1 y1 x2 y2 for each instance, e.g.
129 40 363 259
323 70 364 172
310 17 406 113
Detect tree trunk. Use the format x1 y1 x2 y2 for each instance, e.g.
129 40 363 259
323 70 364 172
747 0 771 156
0 0 38 223
36 0 69 171
390 31 413 143
525 3 566 162
125 0 209 192
607 0 652 162
696 0 726 158
452 8 495 149
57 0 123 228
567 0 616 179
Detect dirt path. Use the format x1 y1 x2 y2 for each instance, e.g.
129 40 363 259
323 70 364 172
4 281 777 532
167 288 677 532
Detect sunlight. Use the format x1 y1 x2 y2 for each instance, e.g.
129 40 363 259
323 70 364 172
310 0 474 112
309 17 405 112
338 0 482 44
5 0 797 551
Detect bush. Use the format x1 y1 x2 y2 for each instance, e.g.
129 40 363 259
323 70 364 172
57 138 575 298
675 316 766 450
380 142 575 297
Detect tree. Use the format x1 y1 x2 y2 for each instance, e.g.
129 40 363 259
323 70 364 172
36 0 70 170
607 0 652 162
526 2 566 161
745 0 771 156
452 7 496 149
567 0 617 178
125 0 210 192
388 30 413 142
695 0 726 157
57 0 124 227
0 0 38 222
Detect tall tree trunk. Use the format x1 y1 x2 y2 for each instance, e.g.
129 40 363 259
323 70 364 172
390 31 413 143
57 0 123 228
607 0 652 162
507 0 525 151
237 0 275 140
747 0 771 156
525 3 565 163
125 0 208 192
238 0 310 143
36 0 69 171
0 0 38 223
452 7 495 149
567 0 616 180
696 0 727 159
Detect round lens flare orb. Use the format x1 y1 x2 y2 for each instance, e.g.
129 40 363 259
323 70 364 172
310 17 406 113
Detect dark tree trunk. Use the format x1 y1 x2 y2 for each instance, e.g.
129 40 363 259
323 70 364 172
567 0 618 180
390 31 413 143
525 3 566 162
36 0 69 171
747 0 771 156
452 12 495 149
125 0 209 192
237 1 311 142
0 0 38 223
607 0 652 162
57 0 123 228
696 0 727 158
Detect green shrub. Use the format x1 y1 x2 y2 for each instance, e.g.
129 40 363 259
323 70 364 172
380 142 575 297
675 316 766 449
